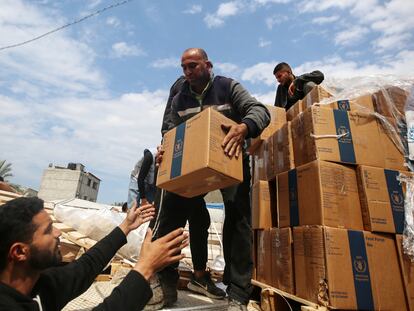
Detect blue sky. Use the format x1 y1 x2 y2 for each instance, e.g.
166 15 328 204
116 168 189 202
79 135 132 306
1 0 414 204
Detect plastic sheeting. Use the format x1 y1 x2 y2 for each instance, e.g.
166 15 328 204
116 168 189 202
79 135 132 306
317 77 414 260
54 199 148 260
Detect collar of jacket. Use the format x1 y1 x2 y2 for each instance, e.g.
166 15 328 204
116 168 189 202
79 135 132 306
186 73 215 99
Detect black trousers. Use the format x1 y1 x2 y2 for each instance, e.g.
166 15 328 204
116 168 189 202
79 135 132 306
154 156 253 304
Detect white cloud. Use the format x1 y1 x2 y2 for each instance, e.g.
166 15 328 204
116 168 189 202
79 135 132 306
373 33 412 53
106 16 121 27
299 0 414 53
87 0 102 9
252 91 275 106
111 42 146 58
215 62 240 76
10 80 42 98
334 26 369 46
217 1 241 16
204 1 243 28
265 15 288 29
241 62 276 86
312 15 339 25
183 4 202 14
0 0 105 97
298 0 357 13
258 38 271 48
253 0 291 4
150 57 179 69
1 89 169 202
241 51 414 87
204 14 225 28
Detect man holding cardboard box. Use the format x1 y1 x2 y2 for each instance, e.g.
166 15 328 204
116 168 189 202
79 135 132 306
273 62 324 110
154 48 270 311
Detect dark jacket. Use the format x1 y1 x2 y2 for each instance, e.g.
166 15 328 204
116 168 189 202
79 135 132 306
274 70 324 110
162 75 270 139
0 227 152 311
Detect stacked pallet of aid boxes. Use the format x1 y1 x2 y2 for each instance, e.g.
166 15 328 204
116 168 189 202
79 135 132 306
250 85 413 310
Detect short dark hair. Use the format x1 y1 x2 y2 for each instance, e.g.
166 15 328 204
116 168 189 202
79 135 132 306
0 176 4 182
0 197 44 271
273 62 292 75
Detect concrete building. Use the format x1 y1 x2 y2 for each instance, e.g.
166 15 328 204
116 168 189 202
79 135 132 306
38 163 100 202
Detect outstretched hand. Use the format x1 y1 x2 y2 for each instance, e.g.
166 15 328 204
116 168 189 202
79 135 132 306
119 201 155 236
133 228 189 280
221 123 248 159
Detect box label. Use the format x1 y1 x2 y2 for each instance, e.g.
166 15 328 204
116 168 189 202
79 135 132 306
288 169 299 226
170 122 186 179
336 100 350 111
347 230 374 310
333 110 356 163
384 169 404 233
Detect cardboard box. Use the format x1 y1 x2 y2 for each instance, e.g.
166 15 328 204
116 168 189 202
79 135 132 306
357 166 411 233
257 229 272 285
270 227 295 294
294 226 407 310
252 229 258 281
248 105 286 154
251 139 273 182
286 85 333 121
373 86 410 118
318 94 375 112
272 122 294 175
396 234 414 311
265 136 276 181
277 160 363 230
292 106 384 168
157 108 243 198
252 180 277 229
377 116 407 171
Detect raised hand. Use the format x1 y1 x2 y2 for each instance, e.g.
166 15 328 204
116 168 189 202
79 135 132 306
133 228 189 280
119 201 155 236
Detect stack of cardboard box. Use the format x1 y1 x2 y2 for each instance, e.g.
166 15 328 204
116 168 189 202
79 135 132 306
251 85 413 310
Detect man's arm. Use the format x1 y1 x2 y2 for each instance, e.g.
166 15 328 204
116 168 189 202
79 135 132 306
229 80 271 139
294 70 324 92
92 228 188 311
137 150 153 201
39 204 155 310
221 80 270 158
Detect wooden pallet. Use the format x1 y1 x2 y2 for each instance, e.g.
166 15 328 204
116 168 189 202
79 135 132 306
252 280 328 311
0 189 21 204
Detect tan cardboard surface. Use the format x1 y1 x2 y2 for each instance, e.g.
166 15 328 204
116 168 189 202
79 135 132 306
319 94 375 112
292 106 384 167
257 229 272 285
252 180 276 229
248 105 286 153
270 227 294 294
157 108 242 197
272 121 294 175
294 226 407 310
357 165 409 233
278 160 363 230
286 85 333 121
396 234 414 311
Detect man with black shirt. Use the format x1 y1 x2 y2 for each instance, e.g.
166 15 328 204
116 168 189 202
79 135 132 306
154 48 270 311
0 197 188 310
273 62 324 110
